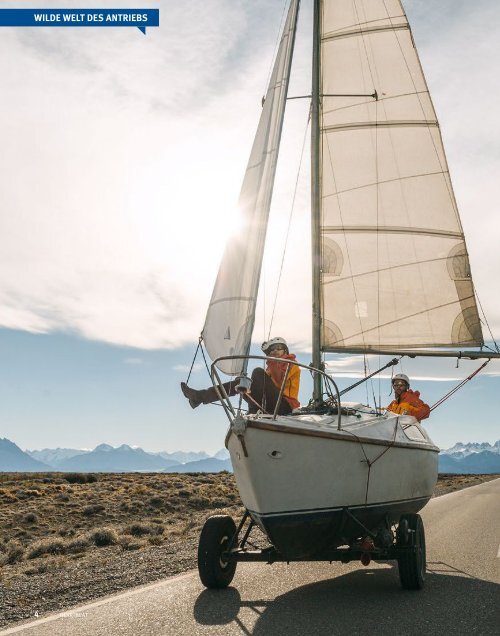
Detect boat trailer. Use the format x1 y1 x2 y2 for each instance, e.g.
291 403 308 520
197 507 426 591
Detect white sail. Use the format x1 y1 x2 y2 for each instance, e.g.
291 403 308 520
319 0 483 351
202 0 300 375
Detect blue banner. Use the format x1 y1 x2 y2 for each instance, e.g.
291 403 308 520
0 9 159 34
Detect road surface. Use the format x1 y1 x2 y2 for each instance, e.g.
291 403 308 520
1 478 498 636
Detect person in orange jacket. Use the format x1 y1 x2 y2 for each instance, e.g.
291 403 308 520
181 337 300 415
387 373 430 421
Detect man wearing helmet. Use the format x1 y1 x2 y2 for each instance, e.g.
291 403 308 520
387 374 430 422
180 337 300 415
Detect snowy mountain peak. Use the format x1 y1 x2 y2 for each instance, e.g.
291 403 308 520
441 441 500 457
93 443 114 452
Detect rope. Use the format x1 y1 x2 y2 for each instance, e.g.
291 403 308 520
430 360 490 412
185 337 202 384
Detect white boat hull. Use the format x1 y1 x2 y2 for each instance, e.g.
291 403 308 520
228 407 438 558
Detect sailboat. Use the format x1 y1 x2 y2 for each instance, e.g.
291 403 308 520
191 0 500 590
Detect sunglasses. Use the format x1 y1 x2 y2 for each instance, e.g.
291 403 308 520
268 346 285 353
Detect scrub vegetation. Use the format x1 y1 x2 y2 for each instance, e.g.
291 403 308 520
0 471 497 628
0 472 240 567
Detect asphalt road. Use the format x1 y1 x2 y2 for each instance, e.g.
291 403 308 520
2 479 498 636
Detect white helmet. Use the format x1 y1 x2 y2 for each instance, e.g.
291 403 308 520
392 373 410 387
261 336 288 354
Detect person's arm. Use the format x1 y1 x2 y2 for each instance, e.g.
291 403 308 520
399 392 430 421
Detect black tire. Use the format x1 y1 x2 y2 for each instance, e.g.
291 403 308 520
397 513 426 590
197 515 237 588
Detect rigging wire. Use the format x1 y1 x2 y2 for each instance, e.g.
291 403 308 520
430 360 490 412
267 109 312 339
186 337 203 384
474 285 500 353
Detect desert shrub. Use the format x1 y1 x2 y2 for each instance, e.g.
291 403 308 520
148 496 164 508
89 527 118 547
66 536 91 553
16 489 42 499
147 535 164 546
27 537 66 559
128 499 145 510
212 498 231 508
82 504 105 516
1 540 25 565
64 473 98 484
177 489 191 498
57 493 70 502
123 523 152 537
22 512 39 524
0 488 18 502
190 496 210 509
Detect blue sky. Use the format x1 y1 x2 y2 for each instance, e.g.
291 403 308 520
0 0 499 454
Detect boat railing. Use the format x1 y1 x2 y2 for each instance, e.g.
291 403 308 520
210 355 342 430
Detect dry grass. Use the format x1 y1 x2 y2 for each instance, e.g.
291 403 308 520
0 471 242 570
1 470 496 572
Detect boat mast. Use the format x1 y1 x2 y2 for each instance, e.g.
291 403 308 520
311 0 322 401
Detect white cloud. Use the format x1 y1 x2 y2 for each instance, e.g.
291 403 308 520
172 363 205 374
0 0 498 354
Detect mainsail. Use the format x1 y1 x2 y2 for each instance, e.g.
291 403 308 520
319 0 483 352
202 0 300 375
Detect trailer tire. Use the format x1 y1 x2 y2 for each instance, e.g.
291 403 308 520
397 513 426 590
198 515 237 588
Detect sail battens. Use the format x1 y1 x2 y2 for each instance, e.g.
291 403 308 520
208 297 254 307
319 0 483 351
322 23 409 42
322 170 448 198
322 120 438 133
330 295 476 342
323 254 459 286
321 226 463 239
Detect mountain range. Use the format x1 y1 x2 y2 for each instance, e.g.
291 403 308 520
0 438 231 473
438 441 500 474
1 438 499 474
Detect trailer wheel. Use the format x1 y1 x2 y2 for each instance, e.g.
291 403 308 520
397 513 426 590
198 515 237 588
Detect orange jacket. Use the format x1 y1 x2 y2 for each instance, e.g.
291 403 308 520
387 389 430 422
266 354 300 410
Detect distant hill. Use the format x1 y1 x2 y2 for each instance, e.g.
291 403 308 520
4 440 232 473
164 457 233 473
156 450 210 464
56 444 181 472
439 441 500 474
26 447 90 467
213 448 230 461
0 438 53 472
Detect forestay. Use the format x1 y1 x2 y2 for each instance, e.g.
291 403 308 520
319 0 483 351
202 0 300 375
